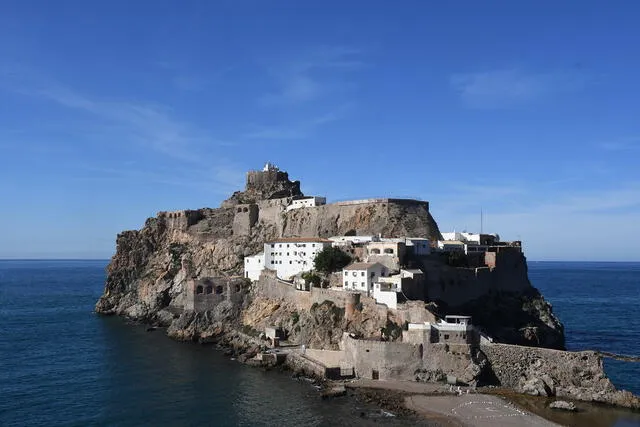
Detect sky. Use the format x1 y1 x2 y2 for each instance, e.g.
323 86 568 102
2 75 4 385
1 1 639 261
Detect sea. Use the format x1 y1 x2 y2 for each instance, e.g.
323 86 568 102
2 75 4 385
0 260 639 426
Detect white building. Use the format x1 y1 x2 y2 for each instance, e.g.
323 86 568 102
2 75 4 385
437 240 466 252
244 252 265 281
405 238 431 255
440 231 464 241
329 235 379 245
373 281 399 309
264 237 332 280
286 196 327 211
342 262 387 293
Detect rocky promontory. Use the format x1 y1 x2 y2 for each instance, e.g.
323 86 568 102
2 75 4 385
93 165 640 410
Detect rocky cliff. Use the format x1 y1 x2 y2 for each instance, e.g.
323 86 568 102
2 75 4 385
95 166 563 351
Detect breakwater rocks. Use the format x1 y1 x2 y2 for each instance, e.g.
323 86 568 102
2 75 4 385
481 343 640 409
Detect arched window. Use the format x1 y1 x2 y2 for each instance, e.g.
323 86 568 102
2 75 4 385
237 207 242 213
205 286 213 294
196 285 203 294
215 285 223 294
370 248 381 255
384 248 394 254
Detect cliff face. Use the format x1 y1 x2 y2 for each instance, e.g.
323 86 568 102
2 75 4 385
95 167 564 351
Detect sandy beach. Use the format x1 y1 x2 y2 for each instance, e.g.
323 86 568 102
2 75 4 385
346 379 559 427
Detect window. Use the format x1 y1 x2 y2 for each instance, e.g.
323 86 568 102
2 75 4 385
345 271 348 276
271 261 274 264
279 244 282 248
312 244 316 247
344 281 348 287
384 248 394 254
371 272 375 278
287 252 289 256
444 334 450 340
205 286 213 294
215 285 223 294
271 244 275 248
352 282 357 286
196 285 203 294
352 272 357 277
289 261 292 264
361 272 365 276
370 248 381 254
293 251 297 255
287 244 290 248
361 282 365 286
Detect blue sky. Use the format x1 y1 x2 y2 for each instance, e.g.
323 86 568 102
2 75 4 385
1 1 639 261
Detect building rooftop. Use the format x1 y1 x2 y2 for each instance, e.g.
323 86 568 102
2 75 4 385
402 268 424 274
440 240 465 245
266 237 332 244
344 262 382 270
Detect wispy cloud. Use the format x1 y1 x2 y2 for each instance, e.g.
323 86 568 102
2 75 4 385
244 104 351 140
260 46 364 106
0 62 243 189
450 68 589 109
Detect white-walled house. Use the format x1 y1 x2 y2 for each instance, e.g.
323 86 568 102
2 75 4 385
244 252 265 281
373 281 399 309
264 237 332 280
286 196 327 211
405 238 431 256
342 262 387 293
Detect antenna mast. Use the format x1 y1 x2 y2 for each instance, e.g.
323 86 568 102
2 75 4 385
480 208 483 234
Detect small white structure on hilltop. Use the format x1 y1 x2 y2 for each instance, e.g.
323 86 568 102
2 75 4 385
286 196 327 211
263 162 279 171
244 237 332 281
342 262 387 293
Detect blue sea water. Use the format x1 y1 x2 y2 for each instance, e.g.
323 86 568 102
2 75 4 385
0 260 428 427
529 262 640 395
0 260 638 426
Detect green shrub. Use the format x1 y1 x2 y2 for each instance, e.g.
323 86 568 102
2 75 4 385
313 247 352 274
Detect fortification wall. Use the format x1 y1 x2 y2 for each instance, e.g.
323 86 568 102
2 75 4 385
184 277 246 312
158 210 204 229
232 203 258 236
254 270 360 312
342 335 422 380
281 199 440 242
421 251 531 307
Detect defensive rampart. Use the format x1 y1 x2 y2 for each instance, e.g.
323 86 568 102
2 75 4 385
253 270 360 313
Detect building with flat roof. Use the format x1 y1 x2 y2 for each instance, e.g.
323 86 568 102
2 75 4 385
342 262 387 293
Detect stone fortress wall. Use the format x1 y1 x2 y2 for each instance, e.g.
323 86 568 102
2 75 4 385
254 269 360 315
184 276 247 312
